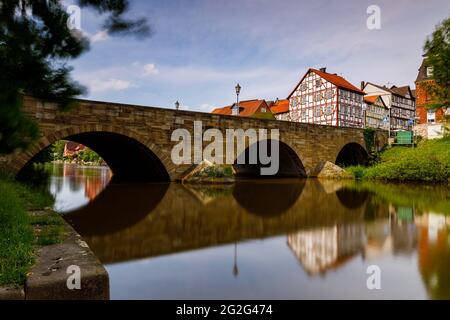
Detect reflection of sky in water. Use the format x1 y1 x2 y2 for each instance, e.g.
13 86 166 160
49 164 450 300
49 164 111 212
106 237 427 300
50 176 89 212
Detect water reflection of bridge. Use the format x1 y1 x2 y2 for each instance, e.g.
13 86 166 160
65 179 373 264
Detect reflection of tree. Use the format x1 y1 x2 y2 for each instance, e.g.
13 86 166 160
416 214 450 299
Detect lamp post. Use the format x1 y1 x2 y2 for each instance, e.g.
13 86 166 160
175 100 180 110
235 83 241 107
362 104 367 128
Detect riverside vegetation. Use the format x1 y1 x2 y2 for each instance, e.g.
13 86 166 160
0 172 64 287
346 136 450 183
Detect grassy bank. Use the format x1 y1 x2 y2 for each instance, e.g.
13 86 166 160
0 176 62 286
346 137 450 183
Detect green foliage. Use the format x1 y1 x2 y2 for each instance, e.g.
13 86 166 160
0 1 149 154
77 148 103 163
346 137 450 182
345 166 366 180
363 128 380 165
195 165 234 178
423 16 450 111
0 180 34 286
253 112 276 120
0 176 60 286
50 140 67 161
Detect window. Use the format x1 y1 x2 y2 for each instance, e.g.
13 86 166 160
314 92 322 102
315 79 321 87
290 98 297 109
300 83 307 91
427 109 436 123
314 106 322 117
301 109 307 119
300 95 307 105
324 104 333 116
261 107 266 113
426 66 433 77
325 90 333 99
232 105 239 115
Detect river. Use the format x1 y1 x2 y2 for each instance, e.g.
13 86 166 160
47 163 450 300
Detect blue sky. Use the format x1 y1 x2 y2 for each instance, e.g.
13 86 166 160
66 0 450 112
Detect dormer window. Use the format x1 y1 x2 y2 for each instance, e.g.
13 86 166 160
426 66 433 77
232 105 239 115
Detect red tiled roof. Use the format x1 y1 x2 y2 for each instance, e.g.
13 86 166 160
364 95 379 104
270 99 289 114
212 99 270 117
288 68 365 98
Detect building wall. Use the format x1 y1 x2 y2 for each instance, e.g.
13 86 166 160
415 80 445 124
274 112 290 121
337 89 364 128
390 94 415 130
365 102 389 129
364 84 415 131
288 72 339 126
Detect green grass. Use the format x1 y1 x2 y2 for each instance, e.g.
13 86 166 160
346 137 450 183
0 176 60 286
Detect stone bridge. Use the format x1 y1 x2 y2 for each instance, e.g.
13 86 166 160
1 95 388 181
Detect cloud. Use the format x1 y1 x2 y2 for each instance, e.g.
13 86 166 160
90 30 109 43
88 79 133 92
143 63 159 76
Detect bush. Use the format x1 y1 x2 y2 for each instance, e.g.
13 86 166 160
348 137 450 183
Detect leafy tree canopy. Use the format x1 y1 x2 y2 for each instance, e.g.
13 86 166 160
0 0 149 154
423 16 450 112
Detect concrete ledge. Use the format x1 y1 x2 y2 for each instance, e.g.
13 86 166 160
0 287 25 300
25 224 109 300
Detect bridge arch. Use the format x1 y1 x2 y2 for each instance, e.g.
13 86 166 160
233 140 307 178
335 142 368 167
16 125 174 182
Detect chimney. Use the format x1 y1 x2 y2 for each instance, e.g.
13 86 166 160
319 67 327 73
361 81 365 90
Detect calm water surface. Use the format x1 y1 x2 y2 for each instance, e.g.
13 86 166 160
48 163 450 300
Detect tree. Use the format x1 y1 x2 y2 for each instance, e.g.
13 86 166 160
0 0 149 154
423 16 450 115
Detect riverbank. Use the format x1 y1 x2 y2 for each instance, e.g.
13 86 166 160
346 137 450 183
0 176 109 299
0 177 54 287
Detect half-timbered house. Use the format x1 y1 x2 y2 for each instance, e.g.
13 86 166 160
287 68 365 128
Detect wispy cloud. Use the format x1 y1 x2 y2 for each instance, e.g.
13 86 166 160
143 63 159 76
90 30 109 43
85 78 133 93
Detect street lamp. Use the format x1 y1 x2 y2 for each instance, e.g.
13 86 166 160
175 100 180 110
235 83 241 106
362 104 367 128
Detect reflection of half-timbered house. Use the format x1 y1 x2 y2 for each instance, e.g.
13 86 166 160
287 68 365 128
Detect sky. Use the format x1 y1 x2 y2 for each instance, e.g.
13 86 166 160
65 0 450 112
